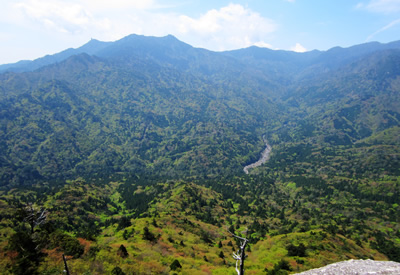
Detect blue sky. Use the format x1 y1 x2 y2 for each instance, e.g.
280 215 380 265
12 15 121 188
1 0 400 64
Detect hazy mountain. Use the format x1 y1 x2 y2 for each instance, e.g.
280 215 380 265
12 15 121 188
0 39 111 73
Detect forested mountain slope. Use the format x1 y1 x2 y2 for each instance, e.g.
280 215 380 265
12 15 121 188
0 35 399 274
0 38 281 184
1 35 399 186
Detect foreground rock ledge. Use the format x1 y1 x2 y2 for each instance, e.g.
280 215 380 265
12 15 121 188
295 259 400 275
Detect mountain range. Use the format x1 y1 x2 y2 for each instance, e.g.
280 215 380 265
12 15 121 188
1 34 399 185
0 34 399 274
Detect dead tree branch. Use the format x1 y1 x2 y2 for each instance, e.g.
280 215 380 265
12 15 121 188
229 230 249 275
23 203 48 234
63 254 70 275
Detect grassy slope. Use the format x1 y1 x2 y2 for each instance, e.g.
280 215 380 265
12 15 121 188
0 177 394 274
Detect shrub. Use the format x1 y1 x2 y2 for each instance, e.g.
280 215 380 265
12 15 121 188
170 259 182 271
286 243 307 257
117 244 129 258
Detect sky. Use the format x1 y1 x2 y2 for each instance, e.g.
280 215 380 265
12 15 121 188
0 0 400 65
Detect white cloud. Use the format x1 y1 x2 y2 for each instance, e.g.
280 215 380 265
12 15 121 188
357 0 400 13
80 0 156 12
290 43 307 52
366 18 400 40
254 41 275 49
357 0 400 41
10 1 277 51
15 0 111 33
176 4 277 51
0 0 279 63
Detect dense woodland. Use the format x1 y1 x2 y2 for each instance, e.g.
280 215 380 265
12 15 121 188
0 35 399 274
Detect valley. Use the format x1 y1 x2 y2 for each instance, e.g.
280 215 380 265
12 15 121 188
0 34 399 274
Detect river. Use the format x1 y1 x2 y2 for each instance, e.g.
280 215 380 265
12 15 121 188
243 138 272 174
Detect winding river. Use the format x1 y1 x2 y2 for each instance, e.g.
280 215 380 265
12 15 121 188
243 138 272 174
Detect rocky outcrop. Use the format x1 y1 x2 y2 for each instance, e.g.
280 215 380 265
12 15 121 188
295 259 400 275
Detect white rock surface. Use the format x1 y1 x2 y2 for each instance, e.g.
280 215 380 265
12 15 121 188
295 259 400 275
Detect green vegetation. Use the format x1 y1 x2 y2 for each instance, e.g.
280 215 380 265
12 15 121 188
0 176 397 273
0 35 399 273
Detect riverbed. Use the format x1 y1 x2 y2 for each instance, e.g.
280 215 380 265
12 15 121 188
243 139 272 174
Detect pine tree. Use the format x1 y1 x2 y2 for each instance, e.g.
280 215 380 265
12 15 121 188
117 244 129 258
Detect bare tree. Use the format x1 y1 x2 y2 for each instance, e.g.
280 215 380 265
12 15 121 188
23 203 48 234
229 229 249 275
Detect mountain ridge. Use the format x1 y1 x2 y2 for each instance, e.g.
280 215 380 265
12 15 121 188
1 34 400 75
0 33 399 274
1 33 400 185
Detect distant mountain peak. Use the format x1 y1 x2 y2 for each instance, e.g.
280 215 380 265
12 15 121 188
1 34 400 75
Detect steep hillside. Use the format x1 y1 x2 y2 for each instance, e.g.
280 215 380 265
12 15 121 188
261 48 400 182
1 35 399 187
